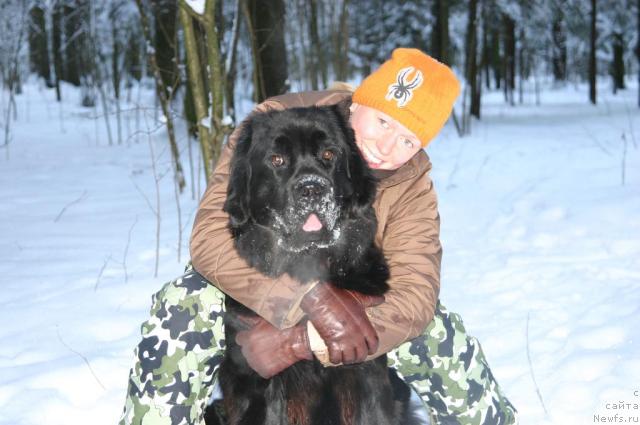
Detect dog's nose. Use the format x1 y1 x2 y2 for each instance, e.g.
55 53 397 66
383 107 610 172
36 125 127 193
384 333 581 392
294 178 328 200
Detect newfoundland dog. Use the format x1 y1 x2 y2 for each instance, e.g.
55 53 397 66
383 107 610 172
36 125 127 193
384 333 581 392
207 104 415 425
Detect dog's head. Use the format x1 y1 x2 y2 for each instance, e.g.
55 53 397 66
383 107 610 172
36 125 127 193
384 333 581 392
224 105 377 274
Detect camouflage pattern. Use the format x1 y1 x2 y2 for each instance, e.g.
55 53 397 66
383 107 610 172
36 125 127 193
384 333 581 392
387 303 519 425
119 266 225 425
120 268 518 425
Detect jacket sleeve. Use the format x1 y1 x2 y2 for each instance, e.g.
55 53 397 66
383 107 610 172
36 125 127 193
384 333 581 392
309 171 442 365
189 100 316 329
365 173 441 359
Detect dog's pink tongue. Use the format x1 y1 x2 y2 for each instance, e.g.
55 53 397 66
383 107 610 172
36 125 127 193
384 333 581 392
302 213 323 232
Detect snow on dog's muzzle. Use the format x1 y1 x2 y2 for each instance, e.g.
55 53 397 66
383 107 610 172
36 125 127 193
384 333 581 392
291 175 339 234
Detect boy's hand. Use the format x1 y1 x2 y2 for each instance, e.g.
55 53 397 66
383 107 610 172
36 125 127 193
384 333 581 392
235 318 313 379
300 283 384 365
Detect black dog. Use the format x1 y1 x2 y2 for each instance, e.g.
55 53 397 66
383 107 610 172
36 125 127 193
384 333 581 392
207 104 414 425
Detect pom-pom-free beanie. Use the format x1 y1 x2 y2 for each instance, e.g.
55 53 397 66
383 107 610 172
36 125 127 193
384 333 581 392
353 48 461 147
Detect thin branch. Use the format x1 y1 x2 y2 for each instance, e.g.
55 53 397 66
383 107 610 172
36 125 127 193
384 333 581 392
144 113 162 278
94 254 113 291
526 312 550 419
581 125 612 156
122 215 138 283
130 177 157 215
623 102 638 149
54 190 88 222
621 133 627 186
56 326 106 391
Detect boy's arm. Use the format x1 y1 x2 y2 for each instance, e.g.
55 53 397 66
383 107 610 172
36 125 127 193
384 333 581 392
366 173 441 358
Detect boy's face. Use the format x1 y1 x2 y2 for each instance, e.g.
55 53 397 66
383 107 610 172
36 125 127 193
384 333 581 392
349 103 422 170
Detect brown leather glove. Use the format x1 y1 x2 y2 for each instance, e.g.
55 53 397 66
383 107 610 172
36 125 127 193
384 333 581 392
300 283 384 365
235 317 313 379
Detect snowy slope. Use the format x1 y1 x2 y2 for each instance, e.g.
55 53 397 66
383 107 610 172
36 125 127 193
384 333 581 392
428 86 640 424
0 79 638 425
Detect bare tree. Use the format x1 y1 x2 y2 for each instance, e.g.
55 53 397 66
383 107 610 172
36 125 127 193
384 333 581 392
1 0 28 156
179 0 235 179
154 0 180 99
335 0 349 81
52 0 63 101
589 0 597 104
109 0 128 145
464 0 480 122
134 0 186 192
611 31 625 93
28 1 52 86
224 0 242 122
551 0 568 83
503 12 516 105
431 0 451 65
244 0 288 103
308 0 327 90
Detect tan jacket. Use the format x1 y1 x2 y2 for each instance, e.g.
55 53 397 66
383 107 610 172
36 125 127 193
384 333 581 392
190 90 442 360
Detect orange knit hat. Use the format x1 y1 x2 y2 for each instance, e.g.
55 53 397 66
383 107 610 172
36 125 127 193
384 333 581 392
352 48 461 147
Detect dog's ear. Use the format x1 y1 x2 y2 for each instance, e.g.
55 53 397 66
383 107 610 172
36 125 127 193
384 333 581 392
347 142 376 213
224 122 253 228
333 97 352 123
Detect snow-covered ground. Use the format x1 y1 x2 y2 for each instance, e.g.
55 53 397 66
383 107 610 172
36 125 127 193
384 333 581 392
0 78 638 425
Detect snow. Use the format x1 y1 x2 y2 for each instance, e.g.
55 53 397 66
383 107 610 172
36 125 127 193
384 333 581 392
184 0 206 16
221 115 233 126
1 78 639 425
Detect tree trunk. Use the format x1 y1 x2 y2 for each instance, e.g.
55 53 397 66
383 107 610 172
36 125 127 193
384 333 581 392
246 0 288 102
52 0 63 101
203 0 230 169
551 1 567 82
224 0 241 122
336 0 349 81
135 0 186 192
308 0 326 89
154 0 179 99
611 32 625 93
589 0 597 104
180 0 234 178
465 0 479 120
503 13 515 105
110 5 122 102
518 27 525 104
431 0 450 65
481 2 491 90
110 3 124 144
125 28 142 82
63 1 87 87
29 4 51 85
179 4 212 178
490 26 501 90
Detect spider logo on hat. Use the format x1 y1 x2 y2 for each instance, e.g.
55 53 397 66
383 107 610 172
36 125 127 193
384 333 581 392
385 66 424 108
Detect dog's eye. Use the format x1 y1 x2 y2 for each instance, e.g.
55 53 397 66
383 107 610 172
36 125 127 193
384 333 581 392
321 150 334 161
271 154 285 167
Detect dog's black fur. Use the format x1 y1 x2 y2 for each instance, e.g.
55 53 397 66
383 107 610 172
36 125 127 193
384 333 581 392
206 104 414 425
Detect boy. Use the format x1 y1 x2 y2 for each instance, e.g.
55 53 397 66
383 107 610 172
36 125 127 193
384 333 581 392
120 48 517 425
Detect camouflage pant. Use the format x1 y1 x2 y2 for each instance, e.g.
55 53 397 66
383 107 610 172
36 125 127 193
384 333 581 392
119 267 518 425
